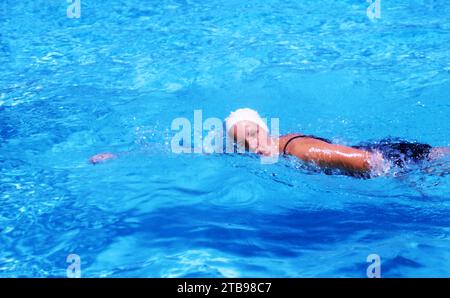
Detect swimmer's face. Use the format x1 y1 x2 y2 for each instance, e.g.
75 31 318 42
230 121 272 155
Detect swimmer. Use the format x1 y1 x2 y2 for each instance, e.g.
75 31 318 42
224 108 449 177
89 108 449 177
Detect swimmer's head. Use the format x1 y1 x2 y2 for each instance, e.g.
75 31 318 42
225 108 273 155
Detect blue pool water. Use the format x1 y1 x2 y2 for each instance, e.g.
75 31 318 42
1 0 449 277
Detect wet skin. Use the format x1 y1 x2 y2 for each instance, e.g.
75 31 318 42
230 121 381 175
89 121 448 175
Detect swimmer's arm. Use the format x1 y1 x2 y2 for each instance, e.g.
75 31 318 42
288 139 373 173
89 152 118 164
89 143 168 164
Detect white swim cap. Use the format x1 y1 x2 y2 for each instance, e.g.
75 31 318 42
225 108 268 136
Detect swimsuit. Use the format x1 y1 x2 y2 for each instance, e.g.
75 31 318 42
352 138 432 167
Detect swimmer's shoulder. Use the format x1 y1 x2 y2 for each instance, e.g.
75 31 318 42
280 133 323 146
279 133 310 154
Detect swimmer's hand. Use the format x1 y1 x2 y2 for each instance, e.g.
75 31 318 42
89 153 117 164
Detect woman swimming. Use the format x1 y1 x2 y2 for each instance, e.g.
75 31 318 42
223 108 449 177
89 108 449 178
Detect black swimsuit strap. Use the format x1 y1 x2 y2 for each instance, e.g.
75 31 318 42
283 134 332 154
